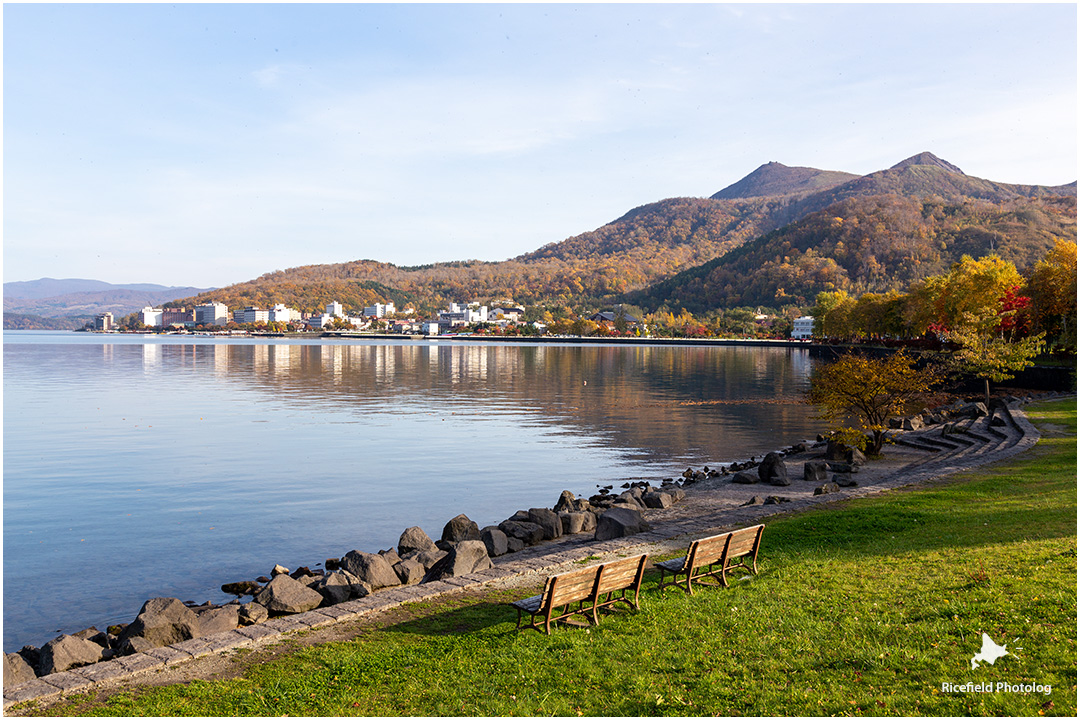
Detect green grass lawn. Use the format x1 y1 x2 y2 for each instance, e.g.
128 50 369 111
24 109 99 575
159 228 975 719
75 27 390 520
25 400 1077 717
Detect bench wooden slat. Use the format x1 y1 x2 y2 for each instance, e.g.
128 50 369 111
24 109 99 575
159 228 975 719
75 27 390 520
657 525 763 595
726 527 761 557
511 554 649 634
687 534 729 566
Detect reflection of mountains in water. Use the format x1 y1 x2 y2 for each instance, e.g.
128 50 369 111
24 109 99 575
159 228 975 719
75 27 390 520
134 342 822 464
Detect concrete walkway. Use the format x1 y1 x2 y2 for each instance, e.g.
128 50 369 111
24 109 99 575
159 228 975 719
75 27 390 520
2 399 1054 711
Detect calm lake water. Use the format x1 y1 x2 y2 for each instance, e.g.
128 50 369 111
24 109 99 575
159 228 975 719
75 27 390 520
3 332 822 651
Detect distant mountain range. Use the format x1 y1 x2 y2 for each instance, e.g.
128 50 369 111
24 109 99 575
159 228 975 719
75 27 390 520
172 151 1073 317
8 152 1075 328
3 279 212 328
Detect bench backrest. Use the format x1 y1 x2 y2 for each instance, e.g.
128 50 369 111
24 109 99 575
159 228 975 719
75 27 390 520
544 564 601 608
685 532 732 569
724 524 764 562
594 554 648 596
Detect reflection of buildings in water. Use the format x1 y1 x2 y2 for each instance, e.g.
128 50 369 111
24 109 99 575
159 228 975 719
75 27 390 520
254 344 269 373
101 343 113 365
141 342 161 372
211 343 229 377
373 345 396 383
269 344 291 375
318 345 344 384
429 345 440 371
789 348 812 380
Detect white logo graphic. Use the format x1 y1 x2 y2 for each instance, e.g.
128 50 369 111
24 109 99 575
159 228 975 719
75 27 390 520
971 633 1010 670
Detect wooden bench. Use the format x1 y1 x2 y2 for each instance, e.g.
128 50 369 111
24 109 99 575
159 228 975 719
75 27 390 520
590 553 649 624
655 524 763 595
511 554 649 634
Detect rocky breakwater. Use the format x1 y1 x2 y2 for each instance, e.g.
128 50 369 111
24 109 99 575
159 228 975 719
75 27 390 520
4 481 689 692
697 435 867 502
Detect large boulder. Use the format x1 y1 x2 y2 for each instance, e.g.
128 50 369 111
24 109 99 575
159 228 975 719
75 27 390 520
239 602 269 626
404 548 448 570
4 652 37 686
552 490 583 514
340 550 402 591
392 558 426 586
313 571 355 605
613 491 645 509
254 574 324 614
194 606 240 635
423 540 494 582
221 580 262 597
902 416 924 431
398 526 438 556
527 508 562 541
441 514 481 543
826 439 844 461
833 473 859 488
588 494 615 508
117 598 200 653
803 460 829 482
731 470 760 484
377 549 402 566
951 401 988 418
758 452 790 486
498 520 545 546
559 511 596 535
480 526 509 557
37 634 108 675
642 491 673 509
594 507 651 541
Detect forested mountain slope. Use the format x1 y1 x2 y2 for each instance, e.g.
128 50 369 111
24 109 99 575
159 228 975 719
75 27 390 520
174 153 1076 315
628 192 1077 313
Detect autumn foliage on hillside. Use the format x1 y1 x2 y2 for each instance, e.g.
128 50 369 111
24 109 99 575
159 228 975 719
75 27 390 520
174 196 799 314
632 194 1075 313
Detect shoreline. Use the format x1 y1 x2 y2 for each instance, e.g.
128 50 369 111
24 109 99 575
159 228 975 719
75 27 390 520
5 392 1065 711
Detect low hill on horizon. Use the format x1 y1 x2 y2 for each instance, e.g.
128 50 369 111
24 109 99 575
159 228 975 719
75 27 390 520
3 280 213 322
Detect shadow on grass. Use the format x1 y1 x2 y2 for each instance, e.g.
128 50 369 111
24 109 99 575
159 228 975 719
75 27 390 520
383 582 665 639
381 601 518 637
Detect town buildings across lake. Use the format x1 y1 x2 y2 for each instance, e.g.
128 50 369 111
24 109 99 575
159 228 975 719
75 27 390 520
3 332 824 651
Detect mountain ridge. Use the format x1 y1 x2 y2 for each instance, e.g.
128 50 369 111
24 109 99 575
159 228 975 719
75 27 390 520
22 152 1072 324
710 161 860 200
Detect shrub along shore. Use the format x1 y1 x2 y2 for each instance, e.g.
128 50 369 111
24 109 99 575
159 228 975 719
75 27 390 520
8 397 1075 717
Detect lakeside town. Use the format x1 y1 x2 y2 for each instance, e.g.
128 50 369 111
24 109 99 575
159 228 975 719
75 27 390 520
88 300 817 340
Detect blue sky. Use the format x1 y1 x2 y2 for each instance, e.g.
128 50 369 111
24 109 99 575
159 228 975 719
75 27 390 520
4 3 1076 289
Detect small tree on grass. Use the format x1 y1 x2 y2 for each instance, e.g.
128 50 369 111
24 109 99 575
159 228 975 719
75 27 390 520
945 325 1045 409
807 351 940 455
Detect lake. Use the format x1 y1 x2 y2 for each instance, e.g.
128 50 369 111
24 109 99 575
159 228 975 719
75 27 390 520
3 332 822 651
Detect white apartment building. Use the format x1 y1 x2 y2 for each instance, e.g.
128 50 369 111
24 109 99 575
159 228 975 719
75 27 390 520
307 313 332 329
439 302 489 327
269 304 301 323
792 316 815 339
363 302 396 318
236 307 270 324
195 302 229 326
326 301 344 318
140 307 164 327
